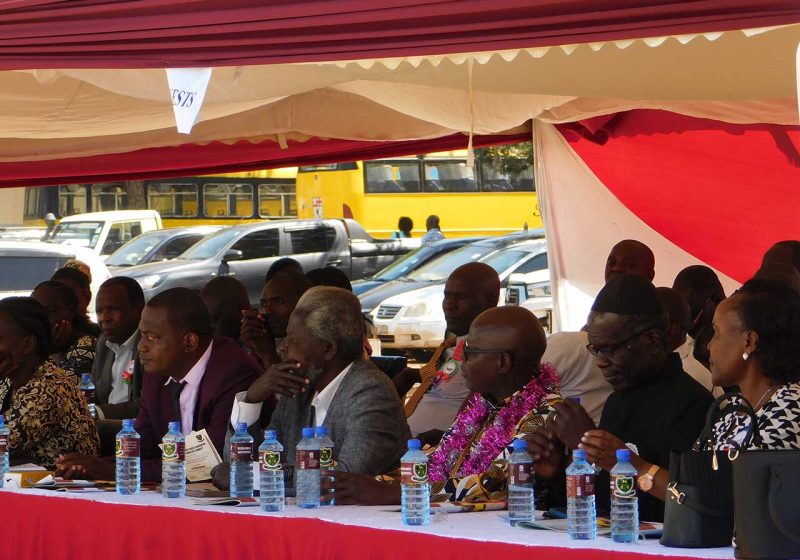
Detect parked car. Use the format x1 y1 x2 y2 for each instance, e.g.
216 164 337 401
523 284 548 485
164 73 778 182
358 230 545 314
352 237 484 296
46 210 163 259
0 241 111 321
105 226 223 273
372 238 548 352
114 219 414 305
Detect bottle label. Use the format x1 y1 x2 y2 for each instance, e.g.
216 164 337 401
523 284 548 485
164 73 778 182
296 449 319 470
510 462 533 486
81 388 95 404
116 437 140 458
319 446 334 469
0 434 7 453
162 441 185 462
230 442 253 462
260 450 283 472
401 461 429 484
567 474 595 498
611 474 637 498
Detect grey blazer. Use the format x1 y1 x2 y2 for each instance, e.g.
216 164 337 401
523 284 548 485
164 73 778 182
266 358 411 477
91 332 144 420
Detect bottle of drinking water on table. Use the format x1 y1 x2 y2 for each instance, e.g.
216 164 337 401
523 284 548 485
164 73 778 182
566 448 596 540
0 415 9 489
230 422 254 498
259 429 285 512
296 427 321 508
79 373 97 419
315 426 335 506
116 418 141 495
508 439 535 525
401 439 430 526
161 421 185 498
610 448 639 543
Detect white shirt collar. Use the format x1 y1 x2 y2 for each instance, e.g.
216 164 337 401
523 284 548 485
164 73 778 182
106 330 139 354
311 362 353 426
163 340 213 388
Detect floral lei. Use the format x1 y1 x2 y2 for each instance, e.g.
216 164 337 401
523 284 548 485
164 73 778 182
428 362 559 482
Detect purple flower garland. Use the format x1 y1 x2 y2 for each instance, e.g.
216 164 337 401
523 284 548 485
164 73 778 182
428 363 559 482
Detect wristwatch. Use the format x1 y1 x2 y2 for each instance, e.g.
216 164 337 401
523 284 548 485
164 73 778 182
638 464 660 492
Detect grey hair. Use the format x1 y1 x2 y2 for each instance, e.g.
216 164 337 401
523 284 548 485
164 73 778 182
294 286 364 362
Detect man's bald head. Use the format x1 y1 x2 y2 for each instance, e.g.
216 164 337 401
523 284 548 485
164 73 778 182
656 287 691 352
471 306 547 367
672 265 725 338
201 277 251 339
442 262 500 336
761 240 800 273
604 240 655 283
754 262 800 293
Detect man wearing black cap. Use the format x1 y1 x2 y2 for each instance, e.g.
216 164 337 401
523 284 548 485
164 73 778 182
529 274 712 522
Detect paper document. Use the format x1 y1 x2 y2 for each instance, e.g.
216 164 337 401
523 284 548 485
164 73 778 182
184 429 222 482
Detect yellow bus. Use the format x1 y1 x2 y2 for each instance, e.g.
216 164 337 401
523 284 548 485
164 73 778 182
295 151 541 238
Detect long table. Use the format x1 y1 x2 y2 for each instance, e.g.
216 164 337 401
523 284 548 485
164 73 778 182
2 488 734 560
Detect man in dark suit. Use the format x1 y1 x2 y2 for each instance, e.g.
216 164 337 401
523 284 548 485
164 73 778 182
56 288 261 482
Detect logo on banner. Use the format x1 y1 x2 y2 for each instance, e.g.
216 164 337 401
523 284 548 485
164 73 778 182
165 68 213 135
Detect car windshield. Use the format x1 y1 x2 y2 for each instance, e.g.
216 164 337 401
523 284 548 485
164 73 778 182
480 249 531 276
0 256 69 291
372 245 441 281
48 221 103 249
105 231 171 266
180 227 243 260
406 243 497 282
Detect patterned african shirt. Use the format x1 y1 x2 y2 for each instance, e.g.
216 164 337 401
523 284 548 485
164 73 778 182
0 360 100 468
54 334 97 386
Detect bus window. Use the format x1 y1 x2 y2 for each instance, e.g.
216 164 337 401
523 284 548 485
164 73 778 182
479 163 534 192
203 183 253 218
24 187 45 220
147 183 198 217
92 183 128 212
364 162 404 193
258 183 296 217
59 185 88 216
424 161 477 192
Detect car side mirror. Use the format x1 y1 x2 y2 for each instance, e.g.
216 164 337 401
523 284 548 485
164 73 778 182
222 249 243 263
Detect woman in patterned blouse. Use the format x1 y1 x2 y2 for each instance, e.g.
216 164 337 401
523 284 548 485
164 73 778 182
0 297 99 468
708 278 800 449
31 281 98 385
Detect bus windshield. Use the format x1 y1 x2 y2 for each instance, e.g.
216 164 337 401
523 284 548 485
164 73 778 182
104 230 171 266
406 243 496 282
49 221 103 249
180 228 243 260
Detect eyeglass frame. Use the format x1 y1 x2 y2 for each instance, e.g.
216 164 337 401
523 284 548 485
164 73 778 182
462 341 514 363
585 325 656 359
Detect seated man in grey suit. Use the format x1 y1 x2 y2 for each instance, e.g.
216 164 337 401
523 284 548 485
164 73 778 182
213 286 410 490
92 277 145 420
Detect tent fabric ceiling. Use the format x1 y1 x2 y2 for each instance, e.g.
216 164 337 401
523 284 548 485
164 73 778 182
1 0 799 69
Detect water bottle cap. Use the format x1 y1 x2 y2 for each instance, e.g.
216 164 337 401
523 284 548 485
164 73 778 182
168 421 181 432
573 449 587 460
512 439 527 451
302 427 315 438
235 422 248 433
122 418 134 429
407 439 421 450
0 414 5 426
616 448 631 462
264 429 277 441
81 373 91 382
315 426 328 437
570 396 581 404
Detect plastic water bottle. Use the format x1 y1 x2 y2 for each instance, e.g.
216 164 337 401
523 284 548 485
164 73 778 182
315 426 335 506
610 448 639 543
115 418 141 495
296 427 321 509
229 422 254 498
508 439 535 525
259 429 285 512
78 373 96 419
566 448 596 540
161 421 185 498
401 439 430 526
0 415 9 489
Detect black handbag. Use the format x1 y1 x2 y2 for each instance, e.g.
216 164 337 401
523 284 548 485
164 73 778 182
660 394 760 548
732 446 800 558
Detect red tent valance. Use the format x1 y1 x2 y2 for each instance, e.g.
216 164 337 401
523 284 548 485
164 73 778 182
1 0 798 69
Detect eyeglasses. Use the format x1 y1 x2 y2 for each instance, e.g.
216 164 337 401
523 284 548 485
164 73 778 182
462 342 511 362
585 326 654 358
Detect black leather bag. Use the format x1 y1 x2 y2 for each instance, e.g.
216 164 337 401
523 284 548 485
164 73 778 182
660 394 760 548
732 449 800 559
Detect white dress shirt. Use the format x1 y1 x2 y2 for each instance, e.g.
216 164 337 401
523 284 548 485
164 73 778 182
106 331 139 405
310 363 352 427
165 341 213 436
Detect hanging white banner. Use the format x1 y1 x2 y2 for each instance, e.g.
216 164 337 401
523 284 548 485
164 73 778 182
165 67 213 134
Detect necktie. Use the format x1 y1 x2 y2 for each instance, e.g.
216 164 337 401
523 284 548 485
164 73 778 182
403 337 458 417
171 380 185 424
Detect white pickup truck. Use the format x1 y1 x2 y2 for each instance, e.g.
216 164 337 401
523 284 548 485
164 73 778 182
46 210 162 259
